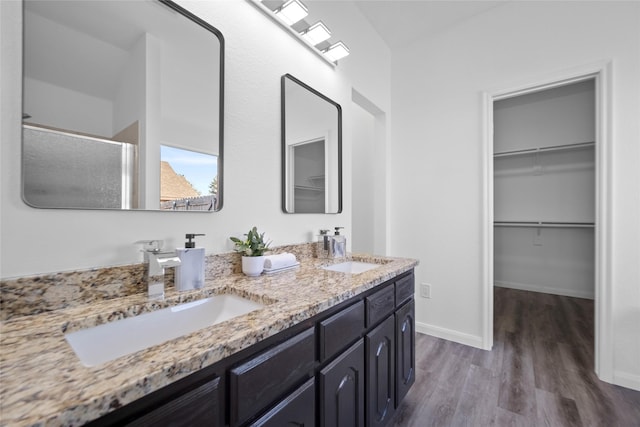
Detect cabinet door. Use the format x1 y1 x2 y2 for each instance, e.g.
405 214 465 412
366 316 395 427
319 339 365 427
249 378 315 427
125 376 221 426
395 300 415 406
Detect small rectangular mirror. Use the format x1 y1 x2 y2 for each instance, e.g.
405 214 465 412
22 0 224 211
282 74 342 213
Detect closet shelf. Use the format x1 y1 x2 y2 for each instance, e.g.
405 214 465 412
494 141 595 158
494 221 594 229
294 185 324 192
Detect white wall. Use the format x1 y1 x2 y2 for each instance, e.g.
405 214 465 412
23 77 113 136
0 0 390 278
494 227 596 299
351 89 389 256
390 1 639 388
160 26 220 154
309 1 393 255
493 80 596 152
351 101 376 254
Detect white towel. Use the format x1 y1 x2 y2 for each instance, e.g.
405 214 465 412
264 253 297 270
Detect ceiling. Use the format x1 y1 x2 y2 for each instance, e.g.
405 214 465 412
263 0 509 51
353 0 510 49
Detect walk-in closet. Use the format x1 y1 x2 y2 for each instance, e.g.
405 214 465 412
491 79 600 417
493 79 596 300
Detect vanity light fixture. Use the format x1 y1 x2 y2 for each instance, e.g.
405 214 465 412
274 0 308 26
300 21 331 46
323 41 350 62
250 0 349 66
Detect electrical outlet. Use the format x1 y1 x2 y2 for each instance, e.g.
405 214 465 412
420 283 431 299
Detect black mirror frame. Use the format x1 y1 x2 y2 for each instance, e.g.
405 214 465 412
160 0 225 210
21 0 225 211
280 73 342 214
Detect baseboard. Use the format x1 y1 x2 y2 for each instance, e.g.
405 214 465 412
494 281 594 300
416 321 485 349
613 371 640 391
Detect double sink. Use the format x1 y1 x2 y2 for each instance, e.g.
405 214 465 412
65 261 380 367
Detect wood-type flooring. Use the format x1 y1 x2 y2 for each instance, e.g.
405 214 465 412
392 287 640 426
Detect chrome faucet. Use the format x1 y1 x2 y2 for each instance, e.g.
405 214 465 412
136 240 181 300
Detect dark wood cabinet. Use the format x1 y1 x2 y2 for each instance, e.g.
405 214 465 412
229 327 316 427
124 376 221 427
86 368 224 427
395 273 414 308
319 339 365 427
91 270 415 427
249 378 315 427
366 315 395 427
318 271 415 427
319 300 365 362
395 299 415 406
365 284 395 327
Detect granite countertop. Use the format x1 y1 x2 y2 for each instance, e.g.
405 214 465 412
0 254 417 427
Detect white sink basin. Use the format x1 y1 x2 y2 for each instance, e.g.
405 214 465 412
321 261 381 274
65 294 264 367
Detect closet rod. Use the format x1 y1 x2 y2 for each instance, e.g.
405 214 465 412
494 141 595 158
494 221 595 229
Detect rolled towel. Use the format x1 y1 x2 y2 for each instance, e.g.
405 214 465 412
264 253 297 270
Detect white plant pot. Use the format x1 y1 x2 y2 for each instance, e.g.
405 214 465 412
242 256 265 277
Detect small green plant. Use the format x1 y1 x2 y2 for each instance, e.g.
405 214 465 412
230 226 271 257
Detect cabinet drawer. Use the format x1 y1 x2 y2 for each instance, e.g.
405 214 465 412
319 301 365 362
229 328 316 427
249 378 315 427
366 284 395 327
395 273 415 307
125 376 220 427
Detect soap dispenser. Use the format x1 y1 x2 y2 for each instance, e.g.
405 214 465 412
317 229 331 258
175 234 205 291
330 227 346 259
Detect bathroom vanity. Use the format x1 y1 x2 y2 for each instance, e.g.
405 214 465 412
0 251 417 426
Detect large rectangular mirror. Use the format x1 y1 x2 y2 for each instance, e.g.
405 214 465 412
22 0 224 211
282 74 342 213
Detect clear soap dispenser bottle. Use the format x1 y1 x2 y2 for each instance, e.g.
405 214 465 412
317 229 331 258
176 233 205 291
330 227 346 259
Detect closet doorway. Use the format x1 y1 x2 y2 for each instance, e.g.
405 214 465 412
289 138 327 213
482 63 614 382
494 80 596 299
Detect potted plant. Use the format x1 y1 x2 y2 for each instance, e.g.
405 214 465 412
230 226 271 276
